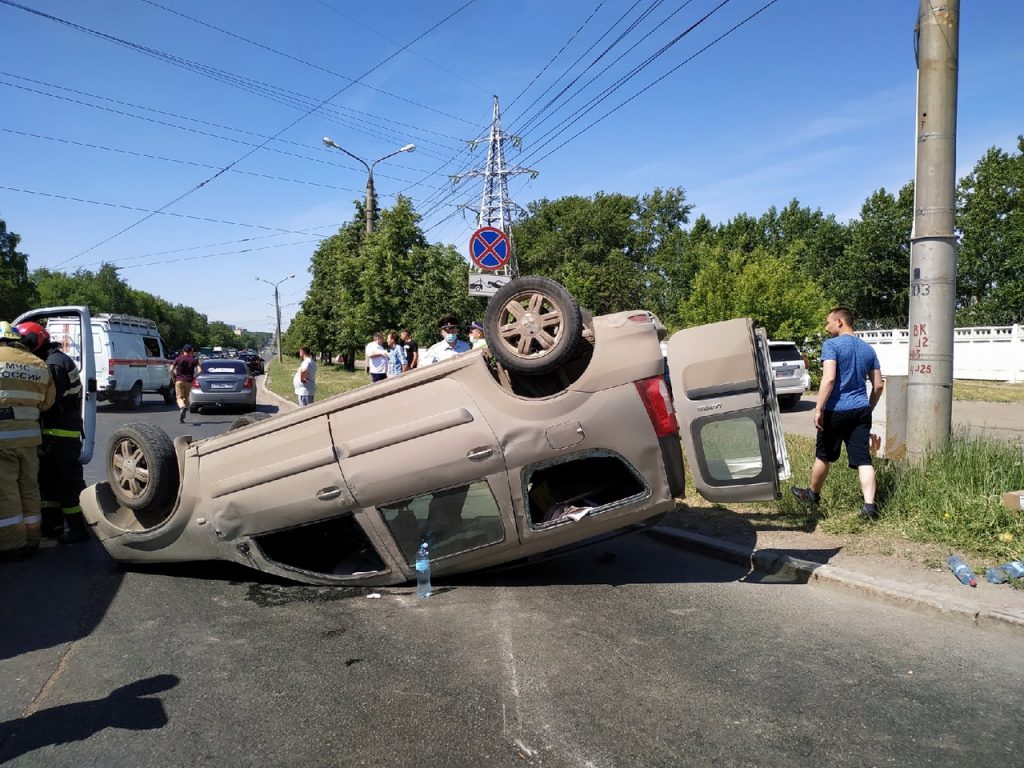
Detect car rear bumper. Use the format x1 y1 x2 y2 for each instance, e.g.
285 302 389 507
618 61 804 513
189 390 255 409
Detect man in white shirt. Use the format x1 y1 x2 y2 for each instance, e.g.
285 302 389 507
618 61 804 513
421 315 472 365
293 346 317 406
365 333 389 382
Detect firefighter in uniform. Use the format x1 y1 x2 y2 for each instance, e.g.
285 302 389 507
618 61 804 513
15 321 90 544
0 321 56 560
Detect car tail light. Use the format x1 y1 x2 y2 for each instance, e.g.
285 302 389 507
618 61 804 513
108 359 114 376
243 377 253 388
192 378 200 389
635 376 678 437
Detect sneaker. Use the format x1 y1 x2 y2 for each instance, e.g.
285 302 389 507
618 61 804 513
791 487 820 505
860 503 879 521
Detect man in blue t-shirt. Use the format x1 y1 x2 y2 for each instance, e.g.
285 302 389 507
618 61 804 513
792 307 884 519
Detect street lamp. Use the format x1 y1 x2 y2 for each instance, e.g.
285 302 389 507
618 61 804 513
255 273 295 363
322 137 415 233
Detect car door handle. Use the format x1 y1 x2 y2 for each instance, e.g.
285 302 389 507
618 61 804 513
466 447 493 461
316 487 342 501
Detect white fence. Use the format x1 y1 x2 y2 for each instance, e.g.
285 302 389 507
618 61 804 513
858 324 1024 383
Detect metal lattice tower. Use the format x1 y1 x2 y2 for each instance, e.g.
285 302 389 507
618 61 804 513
452 96 538 276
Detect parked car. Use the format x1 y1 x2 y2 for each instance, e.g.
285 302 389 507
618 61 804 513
767 340 811 409
188 358 257 414
83 277 789 586
238 352 265 376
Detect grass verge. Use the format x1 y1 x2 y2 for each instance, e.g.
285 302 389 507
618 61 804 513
953 380 1024 403
778 431 1024 565
266 358 370 402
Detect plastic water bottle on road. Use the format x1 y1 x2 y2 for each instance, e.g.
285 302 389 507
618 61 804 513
947 554 977 587
416 541 432 598
984 560 1024 584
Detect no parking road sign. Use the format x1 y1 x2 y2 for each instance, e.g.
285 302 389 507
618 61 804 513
468 227 510 271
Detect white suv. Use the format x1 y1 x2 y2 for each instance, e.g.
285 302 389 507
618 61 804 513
768 341 810 409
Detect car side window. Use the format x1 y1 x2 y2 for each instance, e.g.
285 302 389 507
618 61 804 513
143 336 161 358
690 412 772 484
380 481 505 564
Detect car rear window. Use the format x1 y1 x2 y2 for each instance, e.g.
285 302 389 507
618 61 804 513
769 344 803 363
202 361 247 375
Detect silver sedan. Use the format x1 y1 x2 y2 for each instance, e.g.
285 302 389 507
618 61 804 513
188 358 256 413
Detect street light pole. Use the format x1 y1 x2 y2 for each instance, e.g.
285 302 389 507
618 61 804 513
255 273 295 363
322 138 415 233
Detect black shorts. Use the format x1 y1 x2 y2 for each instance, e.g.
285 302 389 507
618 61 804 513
815 407 873 468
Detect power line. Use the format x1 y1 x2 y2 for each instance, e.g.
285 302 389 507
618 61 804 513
0 75 448 187
511 0 664 137
527 0 782 168
0 0 478 130
0 184 330 237
2 0 482 266
504 1 607 112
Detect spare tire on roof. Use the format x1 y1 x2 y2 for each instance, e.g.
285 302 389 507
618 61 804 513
484 276 583 375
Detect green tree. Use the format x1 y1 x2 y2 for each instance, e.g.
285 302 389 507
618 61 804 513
0 216 39 318
956 136 1024 324
679 246 834 342
836 183 914 324
512 187 692 316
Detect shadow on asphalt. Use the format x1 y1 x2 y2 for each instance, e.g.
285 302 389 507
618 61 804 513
0 674 178 762
780 399 815 414
0 543 123 661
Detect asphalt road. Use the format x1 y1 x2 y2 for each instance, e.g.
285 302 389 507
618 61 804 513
3 390 1024 766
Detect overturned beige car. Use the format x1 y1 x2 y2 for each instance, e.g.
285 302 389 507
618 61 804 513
82 277 789 585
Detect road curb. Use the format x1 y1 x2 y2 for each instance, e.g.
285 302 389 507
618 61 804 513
257 371 298 412
646 526 1024 633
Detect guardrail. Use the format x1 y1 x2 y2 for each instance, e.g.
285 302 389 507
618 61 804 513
858 324 1024 382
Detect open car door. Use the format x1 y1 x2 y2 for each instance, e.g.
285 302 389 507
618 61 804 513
667 318 790 503
13 306 96 464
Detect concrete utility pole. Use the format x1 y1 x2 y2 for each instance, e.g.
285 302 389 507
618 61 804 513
322 138 415 234
906 0 959 462
255 273 295 363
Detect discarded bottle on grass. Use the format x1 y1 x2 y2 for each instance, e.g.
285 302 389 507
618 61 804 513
984 560 1024 584
947 554 977 587
416 541 432 598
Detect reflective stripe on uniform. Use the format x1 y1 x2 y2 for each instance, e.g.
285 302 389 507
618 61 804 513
42 428 81 438
65 385 83 396
62 506 83 515
0 407 40 420
41 500 60 508
0 428 42 441
0 514 25 528
23 514 41 524
0 389 44 402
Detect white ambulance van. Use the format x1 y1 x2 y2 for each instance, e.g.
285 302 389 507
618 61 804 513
13 306 97 463
45 314 175 410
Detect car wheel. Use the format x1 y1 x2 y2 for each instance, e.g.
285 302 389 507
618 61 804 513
484 275 583 375
189 404 200 414
778 394 801 410
161 386 176 405
107 422 179 512
229 412 271 431
126 382 144 410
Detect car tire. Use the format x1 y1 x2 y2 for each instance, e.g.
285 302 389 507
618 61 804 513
778 394 801 410
161 386 176 405
484 275 583 375
107 422 179 513
189 404 200 414
229 412 271 431
126 382 144 410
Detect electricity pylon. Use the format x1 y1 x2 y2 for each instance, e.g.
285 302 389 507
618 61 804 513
452 96 538 277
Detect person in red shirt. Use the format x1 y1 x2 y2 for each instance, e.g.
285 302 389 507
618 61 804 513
172 344 198 423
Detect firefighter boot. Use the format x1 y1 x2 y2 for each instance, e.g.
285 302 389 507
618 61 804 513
59 513 90 545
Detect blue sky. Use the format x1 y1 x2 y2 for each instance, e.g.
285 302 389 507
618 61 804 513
2 0 1022 333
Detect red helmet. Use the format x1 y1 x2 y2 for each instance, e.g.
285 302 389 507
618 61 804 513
14 321 50 353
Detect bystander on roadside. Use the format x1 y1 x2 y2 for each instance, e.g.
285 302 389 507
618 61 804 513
293 346 317 406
